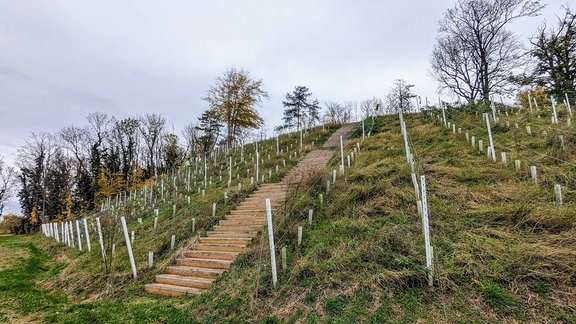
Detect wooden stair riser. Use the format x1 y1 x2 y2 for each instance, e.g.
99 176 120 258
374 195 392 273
218 220 265 226
165 266 225 278
198 237 252 245
176 258 232 269
144 284 204 296
206 232 258 238
155 275 213 290
223 215 267 220
213 225 263 232
193 244 245 253
183 250 239 260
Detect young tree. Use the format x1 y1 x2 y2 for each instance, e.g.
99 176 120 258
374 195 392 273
386 79 416 114
529 7 576 97
431 0 543 102
281 86 321 131
204 68 268 147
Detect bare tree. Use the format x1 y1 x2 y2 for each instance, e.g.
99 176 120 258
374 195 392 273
182 122 200 158
111 117 140 181
16 132 56 223
60 125 90 170
323 101 352 124
431 0 543 102
0 157 16 216
359 97 382 119
139 114 166 177
386 79 416 114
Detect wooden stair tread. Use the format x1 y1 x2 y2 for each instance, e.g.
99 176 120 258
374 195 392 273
156 274 214 283
144 283 205 296
165 265 226 275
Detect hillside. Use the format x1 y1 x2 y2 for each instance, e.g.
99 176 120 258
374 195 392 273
2 105 576 323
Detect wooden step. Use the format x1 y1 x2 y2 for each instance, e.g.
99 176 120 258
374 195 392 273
206 231 258 238
245 196 285 201
182 250 239 260
155 274 213 289
213 225 262 232
229 210 268 215
165 266 225 278
193 243 245 253
234 208 278 212
198 237 252 245
144 283 205 296
219 219 265 226
176 258 233 269
249 193 284 198
223 214 266 220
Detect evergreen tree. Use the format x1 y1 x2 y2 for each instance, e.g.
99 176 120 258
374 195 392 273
196 110 223 154
281 86 320 131
529 7 576 97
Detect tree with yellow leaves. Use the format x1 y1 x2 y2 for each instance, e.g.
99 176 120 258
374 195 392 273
128 166 144 191
204 68 269 148
517 86 548 109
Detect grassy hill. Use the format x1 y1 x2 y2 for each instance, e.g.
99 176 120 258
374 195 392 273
2 105 576 323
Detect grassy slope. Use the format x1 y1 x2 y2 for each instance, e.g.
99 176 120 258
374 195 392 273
185 110 575 322
0 125 339 323
3 107 576 323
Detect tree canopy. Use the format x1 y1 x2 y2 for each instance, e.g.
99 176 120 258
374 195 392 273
279 86 320 132
529 6 576 97
431 0 543 102
203 68 268 147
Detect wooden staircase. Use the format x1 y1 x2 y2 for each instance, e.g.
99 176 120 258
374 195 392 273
145 123 357 296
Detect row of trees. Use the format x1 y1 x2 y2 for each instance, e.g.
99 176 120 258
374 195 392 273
431 0 575 102
275 85 416 131
14 113 187 226
6 67 417 229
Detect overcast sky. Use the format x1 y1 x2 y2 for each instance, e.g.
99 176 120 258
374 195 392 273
0 0 571 171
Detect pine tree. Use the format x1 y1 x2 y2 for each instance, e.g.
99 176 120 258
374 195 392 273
281 86 320 131
196 110 223 153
